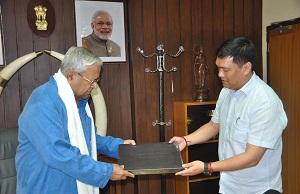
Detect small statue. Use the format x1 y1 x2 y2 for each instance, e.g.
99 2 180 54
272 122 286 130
193 45 210 101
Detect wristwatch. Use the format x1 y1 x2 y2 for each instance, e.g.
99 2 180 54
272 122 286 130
203 163 211 176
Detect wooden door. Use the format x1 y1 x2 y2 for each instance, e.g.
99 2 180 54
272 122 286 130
267 18 300 194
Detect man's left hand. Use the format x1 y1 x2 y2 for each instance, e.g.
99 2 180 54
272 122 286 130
175 160 204 176
123 139 136 145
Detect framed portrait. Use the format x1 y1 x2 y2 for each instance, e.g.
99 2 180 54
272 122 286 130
75 0 126 62
0 6 4 66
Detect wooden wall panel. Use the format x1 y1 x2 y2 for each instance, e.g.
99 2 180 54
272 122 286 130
17 0 36 108
1 0 20 128
0 0 262 193
128 0 262 193
128 0 261 193
178 0 193 101
268 19 300 194
0 0 75 129
212 0 225 97
203 0 219 100
233 0 244 36
253 0 263 77
223 0 234 39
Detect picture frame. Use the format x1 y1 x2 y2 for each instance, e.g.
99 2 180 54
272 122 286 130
0 6 5 66
75 0 126 62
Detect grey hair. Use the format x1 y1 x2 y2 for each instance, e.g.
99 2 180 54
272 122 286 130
91 10 113 24
60 47 102 75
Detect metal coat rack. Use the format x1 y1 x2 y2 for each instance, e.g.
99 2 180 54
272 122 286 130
136 43 184 194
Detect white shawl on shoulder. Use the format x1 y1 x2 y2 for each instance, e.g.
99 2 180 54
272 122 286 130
53 69 98 194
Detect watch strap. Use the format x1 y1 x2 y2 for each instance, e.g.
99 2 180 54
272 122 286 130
203 162 211 176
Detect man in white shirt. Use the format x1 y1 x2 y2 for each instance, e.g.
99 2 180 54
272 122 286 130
170 37 287 194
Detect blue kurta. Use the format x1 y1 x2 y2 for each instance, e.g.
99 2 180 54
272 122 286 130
16 76 124 194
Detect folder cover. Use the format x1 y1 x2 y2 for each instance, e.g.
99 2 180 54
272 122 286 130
118 142 183 175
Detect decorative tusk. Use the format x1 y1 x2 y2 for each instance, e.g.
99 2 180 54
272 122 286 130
45 49 107 136
0 51 43 95
44 49 64 61
91 85 107 136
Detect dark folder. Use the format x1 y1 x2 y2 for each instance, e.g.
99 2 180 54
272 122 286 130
118 142 183 175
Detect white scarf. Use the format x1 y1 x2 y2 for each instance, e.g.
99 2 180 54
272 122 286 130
53 69 98 194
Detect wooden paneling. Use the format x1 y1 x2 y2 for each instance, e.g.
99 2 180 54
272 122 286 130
0 0 262 193
128 0 262 193
1 0 20 128
0 0 74 129
128 0 262 140
267 18 300 194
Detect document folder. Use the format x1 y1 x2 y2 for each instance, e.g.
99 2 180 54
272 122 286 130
118 142 183 175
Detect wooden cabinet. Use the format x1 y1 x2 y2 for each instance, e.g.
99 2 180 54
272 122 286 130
173 101 219 194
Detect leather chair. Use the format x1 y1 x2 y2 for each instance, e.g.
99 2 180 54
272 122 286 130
0 127 18 194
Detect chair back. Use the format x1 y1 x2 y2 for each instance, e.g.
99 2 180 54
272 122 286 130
0 127 18 194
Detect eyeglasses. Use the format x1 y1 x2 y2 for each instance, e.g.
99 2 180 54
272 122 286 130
77 73 100 85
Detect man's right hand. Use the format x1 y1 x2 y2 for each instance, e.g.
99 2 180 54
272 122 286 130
110 164 135 181
169 136 187 151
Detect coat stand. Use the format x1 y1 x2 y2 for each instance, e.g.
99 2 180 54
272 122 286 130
136 44 184 194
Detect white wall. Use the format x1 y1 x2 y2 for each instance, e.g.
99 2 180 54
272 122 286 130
262 0 300 81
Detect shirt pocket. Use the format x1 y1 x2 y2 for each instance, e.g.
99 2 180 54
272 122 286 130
230 118 249 144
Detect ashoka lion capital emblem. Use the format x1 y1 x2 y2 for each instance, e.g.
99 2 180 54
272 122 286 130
34 5 48 30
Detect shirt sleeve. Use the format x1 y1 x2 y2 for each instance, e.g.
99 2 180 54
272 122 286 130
211 88 227 124
96 133 124 159
248 95 287 149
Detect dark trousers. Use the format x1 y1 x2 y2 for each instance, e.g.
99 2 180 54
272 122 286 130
263 190 281 194
220 190 281 194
